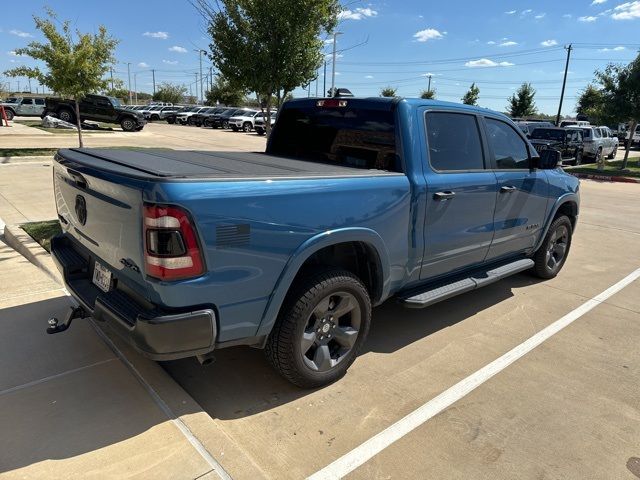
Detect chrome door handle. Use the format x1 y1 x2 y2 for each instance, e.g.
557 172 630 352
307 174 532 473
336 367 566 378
433 191 456 200
500 185 517 193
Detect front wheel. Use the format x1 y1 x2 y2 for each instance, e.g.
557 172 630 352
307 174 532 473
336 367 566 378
222 120 229 129
120 118 136 132
242 122 252 132
4 109 15 121
608 146 617 160
265 269 371 388
167 118 175 124
574 149 583 166
530 215 572 279
58 108 75 123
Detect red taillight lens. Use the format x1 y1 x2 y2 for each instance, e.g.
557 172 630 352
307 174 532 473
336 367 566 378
143 204 204 281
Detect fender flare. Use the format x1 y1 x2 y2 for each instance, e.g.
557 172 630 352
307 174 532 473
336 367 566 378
534 192 580 251
255 228 391 338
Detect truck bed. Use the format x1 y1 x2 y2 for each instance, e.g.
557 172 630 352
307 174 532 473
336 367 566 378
56 148 399 180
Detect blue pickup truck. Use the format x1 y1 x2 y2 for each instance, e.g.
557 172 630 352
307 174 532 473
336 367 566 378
49 97 579 387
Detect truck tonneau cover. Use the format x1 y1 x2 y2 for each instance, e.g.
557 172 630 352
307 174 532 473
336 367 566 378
57 148 396 180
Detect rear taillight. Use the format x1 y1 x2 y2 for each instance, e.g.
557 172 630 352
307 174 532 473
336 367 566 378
316 99 347 108
143 204 204 281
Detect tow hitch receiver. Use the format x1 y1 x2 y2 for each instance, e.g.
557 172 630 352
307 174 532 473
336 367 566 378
47 305 87 334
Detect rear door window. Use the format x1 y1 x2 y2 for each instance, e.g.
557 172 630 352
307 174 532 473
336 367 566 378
268 103 399 172
425 112 485 171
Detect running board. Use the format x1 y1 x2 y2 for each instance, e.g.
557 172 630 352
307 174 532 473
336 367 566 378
401 258 534 309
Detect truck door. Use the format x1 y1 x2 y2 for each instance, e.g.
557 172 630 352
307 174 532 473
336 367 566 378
18 98 35 116
482 116 549 261
420 110 498 280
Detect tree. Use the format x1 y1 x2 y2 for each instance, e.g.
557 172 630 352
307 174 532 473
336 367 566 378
193 0 339 135
206 75 247 105
4 9 118 147
461 83 479 105
380 86 397 97
593 53 640 170
420 89 436 99
507 83 537 118
153 82 187 104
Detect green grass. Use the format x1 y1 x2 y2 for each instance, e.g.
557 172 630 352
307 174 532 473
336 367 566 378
21 220 62 253
0 148 58 157
565 159 640 179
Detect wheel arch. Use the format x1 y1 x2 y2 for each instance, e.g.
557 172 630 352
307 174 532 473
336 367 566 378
255 228 391 338
534 194 579 251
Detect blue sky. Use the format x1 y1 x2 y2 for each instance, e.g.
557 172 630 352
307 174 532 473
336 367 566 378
1 0 639 115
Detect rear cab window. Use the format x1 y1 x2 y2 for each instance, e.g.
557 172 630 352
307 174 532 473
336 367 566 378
268 101 400 172
424 112 485 171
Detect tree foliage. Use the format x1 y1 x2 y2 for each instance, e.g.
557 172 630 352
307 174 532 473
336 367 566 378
593 53 640 169
420 89 436 99
461 83 479 105
380 86 397 97
507 83 537 118
153 82 188 104
206 75 247 105
4 8 118 146
193 0 339 134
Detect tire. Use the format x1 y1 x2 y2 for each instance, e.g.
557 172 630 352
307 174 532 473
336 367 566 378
222 120 229 129
151 114 160 121
58 108 74 123
120 117 136 132
574 149 583 166
231 126 239 132
4 109 15 121
256 128 265 136
167 118 175 124
242 122 252 132
608 146 617 160
203 119 211 128
265 268 371 388
187 117 195 126
530 215 572 279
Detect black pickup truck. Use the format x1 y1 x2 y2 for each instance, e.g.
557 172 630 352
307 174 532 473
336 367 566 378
42 94 146 132
528 127 584 166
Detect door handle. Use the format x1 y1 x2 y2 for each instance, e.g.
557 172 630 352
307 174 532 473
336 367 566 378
500 185 517 193
433 191 456 200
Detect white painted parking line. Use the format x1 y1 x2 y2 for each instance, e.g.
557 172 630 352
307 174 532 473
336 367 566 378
308 267 640 480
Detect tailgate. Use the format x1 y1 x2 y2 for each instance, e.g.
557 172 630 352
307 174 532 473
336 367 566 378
53 155 147 290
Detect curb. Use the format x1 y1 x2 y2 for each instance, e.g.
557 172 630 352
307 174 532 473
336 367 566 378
3 224 62 284
567 172 640 184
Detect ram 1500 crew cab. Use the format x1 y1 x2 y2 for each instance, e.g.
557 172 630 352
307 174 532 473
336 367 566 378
49 97 579 387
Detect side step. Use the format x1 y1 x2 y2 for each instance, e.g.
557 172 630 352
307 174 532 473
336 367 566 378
401 258 534 309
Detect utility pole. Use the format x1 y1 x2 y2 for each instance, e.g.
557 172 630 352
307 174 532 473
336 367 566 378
556 44 572 126
110 67 114 90
330 31 342 96
126 62 132 105
209 66 213 92
194 73 199 103
134 73 138 104
198 50 204 104
323 60 327 97
152 69 156 96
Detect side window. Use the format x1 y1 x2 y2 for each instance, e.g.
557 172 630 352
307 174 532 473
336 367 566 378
21 98 33 105
485 118 530 169
34 98 45 105
593 129 601 138
425 112 484 171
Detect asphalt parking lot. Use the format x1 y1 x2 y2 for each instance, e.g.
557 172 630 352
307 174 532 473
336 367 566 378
1 125 639 479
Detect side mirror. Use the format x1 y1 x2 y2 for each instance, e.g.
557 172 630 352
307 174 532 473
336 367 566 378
536 149 561 169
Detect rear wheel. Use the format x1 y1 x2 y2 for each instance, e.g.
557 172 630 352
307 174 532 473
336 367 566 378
167 117 175 124
265 268 371 388
531 215 572 279
242 122 252 132
187 117 195 126
120 118 136 132
222 120 229 129
150 114 160 121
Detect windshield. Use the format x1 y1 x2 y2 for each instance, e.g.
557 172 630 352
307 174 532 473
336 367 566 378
109 97 122 108
268 103 399 172
530 129 565 141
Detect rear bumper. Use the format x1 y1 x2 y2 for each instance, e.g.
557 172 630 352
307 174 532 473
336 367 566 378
51 235 217 361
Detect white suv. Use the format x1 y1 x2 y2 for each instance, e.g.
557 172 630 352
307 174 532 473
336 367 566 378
228 110 260 132
571 126 618 161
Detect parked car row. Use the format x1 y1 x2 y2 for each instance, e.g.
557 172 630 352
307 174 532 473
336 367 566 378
160 105 277 134
526 125 619 165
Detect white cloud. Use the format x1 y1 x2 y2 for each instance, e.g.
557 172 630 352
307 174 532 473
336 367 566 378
324 38 334 45
505 10 516 14
535 13 546 19
487 40 496 45
598 45 626 51
168 45 187 53
578 15 598 21
365 75 374 79
521 9 533 14
337 7 378 20
162 59 178 65
413 28 445 42
499 40 518 46
7 50 21 56
540 39 558 46
465 58 515 68
563 13 573 18
9 29 32 38
611 1 640 19
138 62 150 68
143 31 169 39
592 0 607 4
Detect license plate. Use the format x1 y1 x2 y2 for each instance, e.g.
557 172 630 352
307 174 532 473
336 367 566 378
92 261 112 293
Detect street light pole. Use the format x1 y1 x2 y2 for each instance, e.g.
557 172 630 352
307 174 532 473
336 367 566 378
134 73 138 104
556 44 573 126
427 74 432 92
152 69 156 96
126 62 132 105
330 31 342 96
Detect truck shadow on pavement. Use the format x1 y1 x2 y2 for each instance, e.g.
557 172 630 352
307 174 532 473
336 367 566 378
162 273 540 421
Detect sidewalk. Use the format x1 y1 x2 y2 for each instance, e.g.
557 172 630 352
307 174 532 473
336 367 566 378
0 239 220 479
